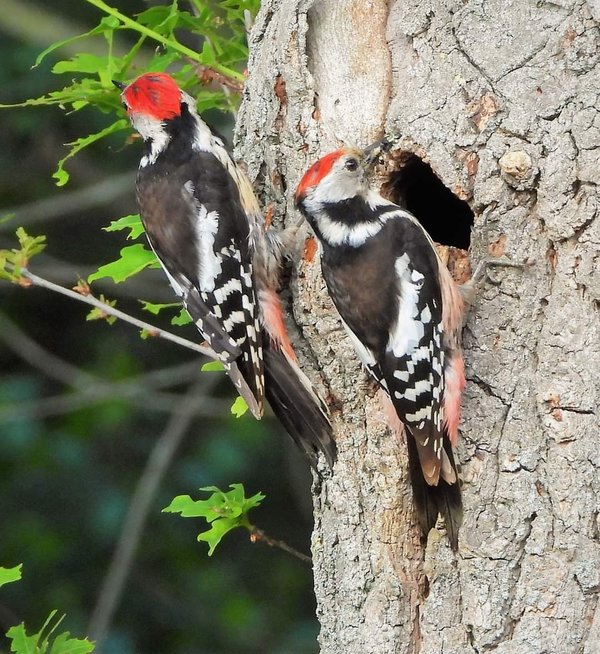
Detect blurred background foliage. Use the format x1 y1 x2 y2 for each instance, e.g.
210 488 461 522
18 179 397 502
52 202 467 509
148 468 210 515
0 1 319 652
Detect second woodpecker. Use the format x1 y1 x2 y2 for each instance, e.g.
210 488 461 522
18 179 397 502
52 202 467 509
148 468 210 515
117 72 335 468
295 147 464 546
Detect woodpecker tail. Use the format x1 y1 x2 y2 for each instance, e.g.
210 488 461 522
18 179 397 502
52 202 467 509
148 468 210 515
405 430 462 549
262 341 336 470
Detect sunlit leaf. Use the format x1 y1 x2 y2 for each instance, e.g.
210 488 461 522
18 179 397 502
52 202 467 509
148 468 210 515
0 564 22 588
88 244 158 284
48 631 95 654
230 395 248 418
163 484 265 556
54 119 129 187
197 517 239 556
6 623 37 653
139 300 180 315
6 609 94 654
201 361 225 372
104 214 145 240
171 308 192 326
52 54 111 75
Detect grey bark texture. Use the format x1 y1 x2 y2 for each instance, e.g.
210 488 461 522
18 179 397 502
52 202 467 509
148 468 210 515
235 1 600 652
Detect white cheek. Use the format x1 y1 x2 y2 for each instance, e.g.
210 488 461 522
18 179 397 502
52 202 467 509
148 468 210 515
308 170 363 205
129 112 170 166
130 113 162 141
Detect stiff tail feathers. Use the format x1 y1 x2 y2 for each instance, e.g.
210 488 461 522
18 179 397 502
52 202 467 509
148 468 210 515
405 429 463 550
262 340 336 470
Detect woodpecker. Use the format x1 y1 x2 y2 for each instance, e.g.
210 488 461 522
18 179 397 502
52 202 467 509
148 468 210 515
295 147 464 546
117 72 335 468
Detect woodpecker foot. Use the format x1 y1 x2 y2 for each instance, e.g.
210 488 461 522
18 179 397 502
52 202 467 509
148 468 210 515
461 258 528 304
272 222 305 258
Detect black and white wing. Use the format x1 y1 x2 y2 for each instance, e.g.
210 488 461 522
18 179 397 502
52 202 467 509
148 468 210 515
380 241 447 485
136 148 264 417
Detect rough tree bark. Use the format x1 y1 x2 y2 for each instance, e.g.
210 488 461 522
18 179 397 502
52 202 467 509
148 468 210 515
236 1 600 652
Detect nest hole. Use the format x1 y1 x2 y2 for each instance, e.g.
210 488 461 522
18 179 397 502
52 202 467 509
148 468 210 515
381 153 474 250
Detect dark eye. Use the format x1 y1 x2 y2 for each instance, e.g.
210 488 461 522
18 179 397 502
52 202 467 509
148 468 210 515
345 158 358 171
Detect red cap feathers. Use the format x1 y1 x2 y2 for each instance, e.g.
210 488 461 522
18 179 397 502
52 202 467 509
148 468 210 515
295 149 346 200
121 73 182 121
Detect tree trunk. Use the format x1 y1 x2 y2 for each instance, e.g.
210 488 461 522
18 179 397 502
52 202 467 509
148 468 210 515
236 1 600 652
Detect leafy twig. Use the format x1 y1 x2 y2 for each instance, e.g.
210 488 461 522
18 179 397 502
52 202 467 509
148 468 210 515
84 0 245 82
18 268 218 360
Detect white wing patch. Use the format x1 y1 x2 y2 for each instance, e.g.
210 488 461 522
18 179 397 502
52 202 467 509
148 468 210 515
185 188 222 293
405 405 432 423
388 254 426 357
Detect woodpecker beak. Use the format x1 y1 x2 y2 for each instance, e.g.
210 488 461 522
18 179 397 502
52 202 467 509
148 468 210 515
363 137 393 169
112 80 126 91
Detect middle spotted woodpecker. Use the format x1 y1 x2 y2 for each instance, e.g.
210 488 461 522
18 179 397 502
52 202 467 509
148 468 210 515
295 147 464 546
118 72 335 469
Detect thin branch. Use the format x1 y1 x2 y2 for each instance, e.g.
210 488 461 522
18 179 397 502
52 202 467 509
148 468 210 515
6 253 167 301
249 526 312 565
20 268 218 360
87 379 211 649
0 312 95 386
84 0 245 82
0 380 230 424
0 312 234 421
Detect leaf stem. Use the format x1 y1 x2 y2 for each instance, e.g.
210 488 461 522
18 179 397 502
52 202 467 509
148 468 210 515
84 0 245 82
249 526 312 565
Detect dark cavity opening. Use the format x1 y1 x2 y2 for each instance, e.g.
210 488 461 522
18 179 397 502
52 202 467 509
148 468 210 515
381 154 474 250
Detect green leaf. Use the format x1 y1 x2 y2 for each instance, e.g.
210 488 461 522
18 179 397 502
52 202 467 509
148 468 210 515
139 300 180 315
0 228 47 281
103 215 144 240
33 15 120 69
88 244 159 284
54 119 129 187
230 395 248 418
6 610 94 654
0 564 22 588
48 631 94 654
86 295 117 325
198 516 239 556
171 308 192 326
201 361 225 372
16 228 47 263
52 54 111 75
6 623 37 653
163 484 265 556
